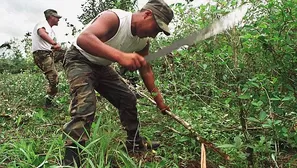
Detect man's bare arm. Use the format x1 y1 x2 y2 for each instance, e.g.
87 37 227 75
77 11 146 70
138 43 169 112
38 28 57 45
38 28 61 50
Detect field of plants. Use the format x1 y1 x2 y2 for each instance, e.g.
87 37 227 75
1 0 297 167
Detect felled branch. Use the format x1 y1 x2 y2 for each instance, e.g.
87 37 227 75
137 90 230 161
118 74 230 160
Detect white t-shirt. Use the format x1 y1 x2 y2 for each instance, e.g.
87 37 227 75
73 9 148 65
32 20 56 52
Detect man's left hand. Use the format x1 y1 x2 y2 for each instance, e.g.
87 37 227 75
157 103 170 115
51 43 61 51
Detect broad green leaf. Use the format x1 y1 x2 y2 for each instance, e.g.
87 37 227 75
271 97 281 101
274 120 282 125
282 96 294 101
238 93 252 99
252 100 263 107
262 123 272 128
247 117 260 123
234 136 242 147
250 82 260 88
202 64 208 70
259 111 267 120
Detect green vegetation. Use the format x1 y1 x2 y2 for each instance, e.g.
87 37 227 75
1 0 297 167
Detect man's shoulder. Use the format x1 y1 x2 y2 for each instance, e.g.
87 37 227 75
35 20 49 27
109 9 129 13
109 9 131 17
34 20 51 31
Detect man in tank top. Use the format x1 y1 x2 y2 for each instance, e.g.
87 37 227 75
62 0 174 165
32 9 65 108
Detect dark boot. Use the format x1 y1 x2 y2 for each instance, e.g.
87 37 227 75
63 142 85 167
44 97 57 108
44 97 53 108
126 136 160 152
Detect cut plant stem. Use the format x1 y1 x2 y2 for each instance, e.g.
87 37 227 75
137 90 230 161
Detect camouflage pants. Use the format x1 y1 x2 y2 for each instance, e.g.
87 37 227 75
33 50 65 98
62 45 139 145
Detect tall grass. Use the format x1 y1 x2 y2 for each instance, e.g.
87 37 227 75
0 71 186 167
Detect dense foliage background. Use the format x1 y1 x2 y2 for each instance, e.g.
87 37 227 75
1 0 296 167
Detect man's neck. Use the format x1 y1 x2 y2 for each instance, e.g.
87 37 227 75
47 20 54 27
131 14 137 36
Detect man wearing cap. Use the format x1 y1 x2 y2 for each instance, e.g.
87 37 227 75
62 0 174 166
32 9 65 108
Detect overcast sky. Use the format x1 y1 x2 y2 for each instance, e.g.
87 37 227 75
0 0 208 46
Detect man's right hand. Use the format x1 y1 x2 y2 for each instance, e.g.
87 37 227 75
118 53 147 71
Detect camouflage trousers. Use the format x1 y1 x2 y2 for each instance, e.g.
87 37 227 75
62 45 139 146
33 50 65 98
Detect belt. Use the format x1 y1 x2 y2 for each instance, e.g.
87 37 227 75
33 50 52 54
